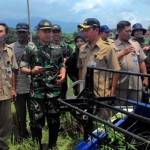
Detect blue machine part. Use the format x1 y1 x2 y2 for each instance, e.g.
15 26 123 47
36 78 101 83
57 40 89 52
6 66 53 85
75 130 107 150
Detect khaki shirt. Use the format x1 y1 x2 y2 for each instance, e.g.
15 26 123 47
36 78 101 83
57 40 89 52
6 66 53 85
78 37 120 97
115 39 146 90
0 45 18 101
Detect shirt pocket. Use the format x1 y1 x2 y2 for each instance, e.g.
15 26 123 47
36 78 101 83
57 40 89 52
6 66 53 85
95 55 107 69
0 69 12 97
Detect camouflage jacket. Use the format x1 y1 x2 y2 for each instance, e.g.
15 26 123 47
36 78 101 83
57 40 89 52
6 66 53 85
51 41 73 59
20 41 64 99
132 37 150 73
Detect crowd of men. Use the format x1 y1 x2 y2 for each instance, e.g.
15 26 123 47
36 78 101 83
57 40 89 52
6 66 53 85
0 17 150 150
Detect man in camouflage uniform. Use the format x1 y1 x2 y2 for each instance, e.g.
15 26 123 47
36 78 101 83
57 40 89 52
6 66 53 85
131 23 150 101
131 23 150 71
0 23 18 150
52 24 73 99
20 20 66 150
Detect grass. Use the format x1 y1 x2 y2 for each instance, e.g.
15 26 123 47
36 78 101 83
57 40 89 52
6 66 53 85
8 78 77 150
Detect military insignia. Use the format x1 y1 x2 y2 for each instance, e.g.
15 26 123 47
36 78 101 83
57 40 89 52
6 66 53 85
44 22 50 26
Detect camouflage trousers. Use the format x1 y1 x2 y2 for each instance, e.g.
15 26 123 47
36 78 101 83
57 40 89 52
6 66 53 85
28 97 60 148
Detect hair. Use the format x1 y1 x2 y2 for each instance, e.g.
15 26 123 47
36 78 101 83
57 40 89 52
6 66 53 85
0 23 9 34
117 21 131 32
74 33 86 43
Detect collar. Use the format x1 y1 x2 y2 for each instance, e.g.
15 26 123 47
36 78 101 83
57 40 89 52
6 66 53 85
0 44 9 52
115 38 132 46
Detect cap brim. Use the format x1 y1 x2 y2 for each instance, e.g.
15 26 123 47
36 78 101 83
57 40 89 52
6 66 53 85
17 29 29 32
39 27 52 30
103 30 110 33
78 24 91 29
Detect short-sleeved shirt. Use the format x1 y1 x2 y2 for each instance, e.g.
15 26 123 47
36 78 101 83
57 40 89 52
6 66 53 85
20 41 64 99
0 45 18 101
78 37 120 97
115 39 146 90
10 41 31 94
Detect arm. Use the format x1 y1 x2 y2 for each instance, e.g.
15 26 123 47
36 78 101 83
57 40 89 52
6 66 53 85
139 61 148 87
117 46 135 60
110 73 119 96
20 66 44 75
11 71 17 100
56 66 66 85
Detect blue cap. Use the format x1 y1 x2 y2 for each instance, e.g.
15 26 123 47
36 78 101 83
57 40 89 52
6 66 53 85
16 23 29 32
100 25 111 33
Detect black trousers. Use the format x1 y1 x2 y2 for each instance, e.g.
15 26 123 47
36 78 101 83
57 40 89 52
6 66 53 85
0 100 12 150
29 97 60 148
15 93 30 137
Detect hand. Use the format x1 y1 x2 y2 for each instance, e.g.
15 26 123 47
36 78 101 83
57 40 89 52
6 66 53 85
109 87 116 97
11 89 16 101
31 66 44 74
123 45 135 56
56 73 66 85
143 46 150 51
143 78 149 87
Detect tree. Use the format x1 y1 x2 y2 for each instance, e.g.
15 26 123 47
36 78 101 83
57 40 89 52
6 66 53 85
6 27 17 44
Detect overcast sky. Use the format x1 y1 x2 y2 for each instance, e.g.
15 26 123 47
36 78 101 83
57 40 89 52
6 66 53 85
0 0 150 28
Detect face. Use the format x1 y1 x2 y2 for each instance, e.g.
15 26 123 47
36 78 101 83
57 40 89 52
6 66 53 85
119 25 131 41
101 32 110 41
38 29 52 44
52 30 61 43
133 30 144 38
82 27 98 42
75 37 85 48
17 31 29 43
0 25 7 42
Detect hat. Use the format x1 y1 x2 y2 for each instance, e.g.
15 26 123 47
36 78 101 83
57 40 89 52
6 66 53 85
131 23 146 36
16 23 29 32
37 19 52 30
78 18 100 29
52 24 61 32
101 25 111 33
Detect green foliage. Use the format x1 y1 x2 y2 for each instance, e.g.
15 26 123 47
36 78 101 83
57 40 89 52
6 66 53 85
62 33 74 44
6 27 17 44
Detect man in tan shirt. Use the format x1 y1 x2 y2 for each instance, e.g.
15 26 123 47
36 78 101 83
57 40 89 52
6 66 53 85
78 18 120 97
0 23 18 150
115 20 148 103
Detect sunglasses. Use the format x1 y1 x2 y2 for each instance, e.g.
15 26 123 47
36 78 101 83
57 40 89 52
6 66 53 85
52 30 61 33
